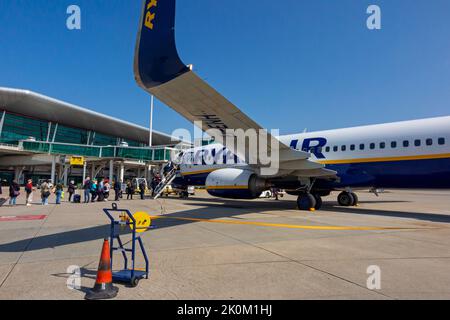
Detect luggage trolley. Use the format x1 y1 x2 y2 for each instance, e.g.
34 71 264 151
103 203 149 287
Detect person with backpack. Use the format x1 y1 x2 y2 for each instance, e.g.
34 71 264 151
67 180 76 202
54 182 64 205
96 179 104 202
126 181 134 200
82 177 91 203
113 180 122 201
40 180 51 205
103 179 111 201
25 179 34 206
8 180 20 206
90 180 98 202
139 180 147 200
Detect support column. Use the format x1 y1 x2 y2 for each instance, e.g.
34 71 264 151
58 163 63 183
147 164 152 187
119 162 125 183
63 165 69 186
82 161 87 182
14 167 24 184
91 164 95 180
50 156 56 184
109 160 114 182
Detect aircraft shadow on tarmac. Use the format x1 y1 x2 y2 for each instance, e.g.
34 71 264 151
0 198 449 253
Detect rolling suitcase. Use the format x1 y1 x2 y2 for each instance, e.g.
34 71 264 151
73 194 81 203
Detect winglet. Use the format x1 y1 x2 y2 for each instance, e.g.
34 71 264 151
134 0 189 89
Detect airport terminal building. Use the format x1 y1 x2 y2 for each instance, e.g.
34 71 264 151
0 87 187 186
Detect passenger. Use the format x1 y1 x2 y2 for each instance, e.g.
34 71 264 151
113 180 122 201
54 182 64 205
151 174 162 197
272 188 280 201
103 179 110 201
150 178 157 197
25 179 34 206
139 180 146 200
40 180 51 205
82 177 91 203
8 180 20 206
126 181 134 200
164 161 173 175
68 180 76 202
97 179 104 202
91 180 98 202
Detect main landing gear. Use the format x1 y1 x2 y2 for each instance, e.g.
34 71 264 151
297 191 359 211
297 193 322 211
337 191 359 207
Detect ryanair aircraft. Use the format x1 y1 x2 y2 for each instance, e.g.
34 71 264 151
134 0 450 210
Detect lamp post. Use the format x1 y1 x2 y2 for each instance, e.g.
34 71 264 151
149 95 154 147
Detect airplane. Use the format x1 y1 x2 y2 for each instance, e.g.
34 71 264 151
133 0 450 211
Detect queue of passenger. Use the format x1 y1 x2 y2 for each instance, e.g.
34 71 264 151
1 177 149 207
0 161 178 207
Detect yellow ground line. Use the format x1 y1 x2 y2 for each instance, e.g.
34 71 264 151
149 215 420 231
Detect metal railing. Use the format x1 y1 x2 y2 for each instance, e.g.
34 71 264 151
17 140 176 162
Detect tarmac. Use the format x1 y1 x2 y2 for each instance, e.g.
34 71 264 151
0 188 449 300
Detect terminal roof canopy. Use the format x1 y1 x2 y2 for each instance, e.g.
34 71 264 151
0 87 182 147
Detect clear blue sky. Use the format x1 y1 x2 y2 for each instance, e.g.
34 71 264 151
1 0 449 136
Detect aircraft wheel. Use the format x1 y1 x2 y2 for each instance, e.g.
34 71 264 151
337 191 355 207
180 191 189 199
350 192 359 206
297 193 316 211
313 194 323 210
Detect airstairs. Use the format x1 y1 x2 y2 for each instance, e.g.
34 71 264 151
152 167 178 200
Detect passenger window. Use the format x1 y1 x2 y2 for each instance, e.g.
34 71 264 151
359 144 365 150
438 138 446 145
426 139 433 146
341 145 346 152
403 140 409 147
380 142 385 149
370 143 375 150
350 144 355 151
414 139 421 147
391 141 397 148
333 146 338 152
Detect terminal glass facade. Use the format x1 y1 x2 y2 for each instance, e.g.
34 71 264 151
0 111 144 147
0 112 49 144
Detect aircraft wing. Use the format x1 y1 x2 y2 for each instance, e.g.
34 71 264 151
134 0 336 179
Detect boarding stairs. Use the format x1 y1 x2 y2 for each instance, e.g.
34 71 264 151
152 167 178 200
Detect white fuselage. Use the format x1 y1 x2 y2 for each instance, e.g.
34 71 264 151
178 116 450 190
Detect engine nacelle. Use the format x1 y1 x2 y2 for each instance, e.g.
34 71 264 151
206 168 267 199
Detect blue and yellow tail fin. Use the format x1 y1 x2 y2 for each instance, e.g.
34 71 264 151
134 0 188 89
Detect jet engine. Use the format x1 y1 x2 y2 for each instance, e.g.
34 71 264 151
205 168 268 199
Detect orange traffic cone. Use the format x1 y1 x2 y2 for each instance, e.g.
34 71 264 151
85 239 119 300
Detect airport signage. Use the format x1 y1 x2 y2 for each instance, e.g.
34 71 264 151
70 156 85 166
